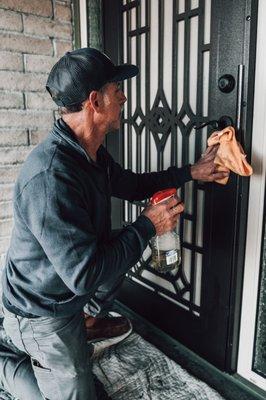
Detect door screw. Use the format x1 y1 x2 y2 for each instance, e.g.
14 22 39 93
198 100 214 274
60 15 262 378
246 15 251 21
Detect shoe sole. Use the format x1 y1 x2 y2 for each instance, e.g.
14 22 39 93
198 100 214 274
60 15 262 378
90 320 133 357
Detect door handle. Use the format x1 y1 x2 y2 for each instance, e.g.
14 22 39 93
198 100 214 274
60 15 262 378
195 65 245 135
236 64 245 140
194 115 233 131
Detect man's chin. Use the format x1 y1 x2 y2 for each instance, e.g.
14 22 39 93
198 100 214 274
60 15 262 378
106 122 120 133
112 120 121 130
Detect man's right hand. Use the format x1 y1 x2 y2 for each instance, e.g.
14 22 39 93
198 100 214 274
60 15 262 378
142 196 184 236
190 145 230 182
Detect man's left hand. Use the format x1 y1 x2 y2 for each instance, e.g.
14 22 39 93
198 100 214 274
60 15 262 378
190 145 230 182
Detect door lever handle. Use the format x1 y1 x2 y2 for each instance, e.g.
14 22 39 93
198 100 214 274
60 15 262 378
236 64 245 143
194 120 219 130
194 115 233 131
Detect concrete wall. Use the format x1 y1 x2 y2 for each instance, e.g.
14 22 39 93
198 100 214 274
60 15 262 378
0 0 74 261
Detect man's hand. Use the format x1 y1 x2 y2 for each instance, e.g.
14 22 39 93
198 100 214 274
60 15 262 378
190 145 230 182
142 196 184 236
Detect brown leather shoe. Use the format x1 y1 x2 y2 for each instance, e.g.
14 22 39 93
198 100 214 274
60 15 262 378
85 313 132 354
85 313 131 341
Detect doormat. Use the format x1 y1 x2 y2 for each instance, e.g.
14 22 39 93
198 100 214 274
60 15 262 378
92 332 225 400
0 322 225 400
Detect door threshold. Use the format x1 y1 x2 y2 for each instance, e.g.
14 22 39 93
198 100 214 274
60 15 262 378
114 301 266 400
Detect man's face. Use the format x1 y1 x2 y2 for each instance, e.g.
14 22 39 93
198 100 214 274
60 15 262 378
98 82 127 131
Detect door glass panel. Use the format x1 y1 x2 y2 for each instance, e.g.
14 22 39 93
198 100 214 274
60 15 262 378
163 0 173 108
130 6 136 30
177 20 185 114
150 0 159 107
121 0 211 315
178 0 185 14
183 219 193 243
189 130 196 164
194 252 202 308
163 133 172 170
203 51 210 117
184 181 193 214
189 16 199 114
140 35 146 113
191 0 199 10
196 190 204 247
204 0 211 44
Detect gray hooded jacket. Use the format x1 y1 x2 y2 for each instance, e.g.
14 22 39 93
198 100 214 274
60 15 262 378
2 119 192 317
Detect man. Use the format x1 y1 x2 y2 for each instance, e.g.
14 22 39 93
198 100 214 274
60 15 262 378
1 48 229 399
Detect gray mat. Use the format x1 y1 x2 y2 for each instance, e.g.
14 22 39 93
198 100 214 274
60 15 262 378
92 333 225 400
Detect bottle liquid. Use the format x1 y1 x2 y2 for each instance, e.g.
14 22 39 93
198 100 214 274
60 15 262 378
150 188 182 273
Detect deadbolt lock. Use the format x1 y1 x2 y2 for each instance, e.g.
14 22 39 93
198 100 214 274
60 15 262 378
218 74 235 93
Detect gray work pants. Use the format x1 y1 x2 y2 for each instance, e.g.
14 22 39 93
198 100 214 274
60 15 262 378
0 272 125 400
2 308 96 400
0 328 43 400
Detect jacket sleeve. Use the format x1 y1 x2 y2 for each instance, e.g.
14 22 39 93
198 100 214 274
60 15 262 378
106 150 192 201
16 170 155 296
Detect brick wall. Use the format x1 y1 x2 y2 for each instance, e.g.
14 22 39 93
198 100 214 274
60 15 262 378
0 0 74 262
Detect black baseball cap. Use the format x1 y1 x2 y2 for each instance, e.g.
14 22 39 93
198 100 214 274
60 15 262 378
46 47 139 106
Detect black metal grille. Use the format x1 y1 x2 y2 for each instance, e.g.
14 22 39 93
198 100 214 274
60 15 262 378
121 0 211 315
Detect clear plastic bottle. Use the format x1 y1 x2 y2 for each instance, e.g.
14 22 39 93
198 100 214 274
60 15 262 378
150 188 182 273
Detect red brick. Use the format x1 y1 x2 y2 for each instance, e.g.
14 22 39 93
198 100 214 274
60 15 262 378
0 0 53 17
0 109 54 129
55 3 72 22
0 146 33 164
0 165 21 183
0 184 14 201
26 91 56 110
0 71 47 91
0 129 28 146
23 14 72 40
0 91 24 108
0 51 23 71
54 39 73 57
0 9 22 32
0 32 53 56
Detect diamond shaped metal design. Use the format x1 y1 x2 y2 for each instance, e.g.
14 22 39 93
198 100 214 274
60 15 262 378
182 113 190 126
120 0 207 316
149 90 171 148
136 116 142 125
177 106 195 133
132 108 145 133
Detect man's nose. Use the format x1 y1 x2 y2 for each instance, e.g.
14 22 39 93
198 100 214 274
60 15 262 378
121 92 127 104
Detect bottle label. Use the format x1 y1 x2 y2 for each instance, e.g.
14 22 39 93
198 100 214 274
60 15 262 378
165 250 178 265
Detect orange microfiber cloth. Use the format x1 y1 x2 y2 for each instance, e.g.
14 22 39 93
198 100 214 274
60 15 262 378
207 126 253 185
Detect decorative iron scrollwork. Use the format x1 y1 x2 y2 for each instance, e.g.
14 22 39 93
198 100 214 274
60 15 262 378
121 0 211 315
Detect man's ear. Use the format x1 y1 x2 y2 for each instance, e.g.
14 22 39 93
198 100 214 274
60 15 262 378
88 90 100 111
